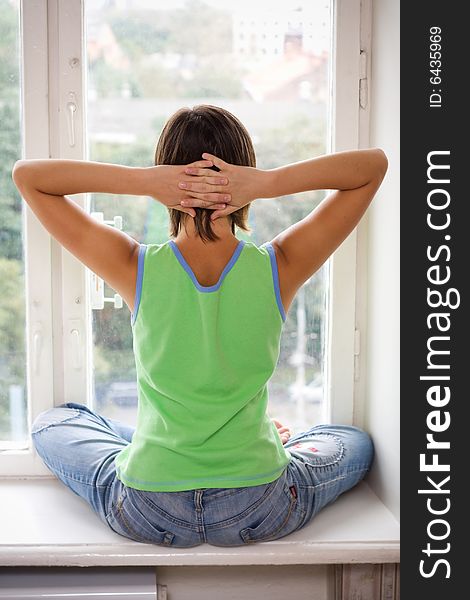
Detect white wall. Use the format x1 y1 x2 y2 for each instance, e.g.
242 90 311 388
360 0 400 520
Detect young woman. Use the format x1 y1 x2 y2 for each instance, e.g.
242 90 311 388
12 105 388 548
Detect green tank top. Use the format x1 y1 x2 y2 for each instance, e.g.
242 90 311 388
114 238 292 492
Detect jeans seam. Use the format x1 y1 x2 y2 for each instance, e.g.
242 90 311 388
116 499 153 544
287 433 345 467
304 466 371 492
136 493 197 531
31 411 81 436
311 474 348 490
116 496 174 546
207 478 285 530
40 459 114 489
241 491 299 544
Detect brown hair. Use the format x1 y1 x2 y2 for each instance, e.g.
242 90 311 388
154 104 255 242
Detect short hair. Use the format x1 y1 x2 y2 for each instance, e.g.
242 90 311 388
154 104 255 242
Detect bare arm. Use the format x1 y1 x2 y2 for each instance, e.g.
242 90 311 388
264 148 388 196
179 148 388 313
264 149 388 296
12 159 227 309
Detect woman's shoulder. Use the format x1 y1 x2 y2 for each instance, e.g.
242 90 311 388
141 238 272 261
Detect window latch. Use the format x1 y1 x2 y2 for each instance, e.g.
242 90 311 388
354 328 361 381
359 50 368 109
66 92 77 147
90 212 123 310
32 322 43 376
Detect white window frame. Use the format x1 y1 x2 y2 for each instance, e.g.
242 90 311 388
0 0 370 477
326 0 370 424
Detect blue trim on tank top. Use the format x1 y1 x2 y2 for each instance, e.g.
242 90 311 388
131 244 147 326
262 242 287 323
168 239 246 292
116 462 289 488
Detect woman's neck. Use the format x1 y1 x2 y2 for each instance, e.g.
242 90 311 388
173 216 238 249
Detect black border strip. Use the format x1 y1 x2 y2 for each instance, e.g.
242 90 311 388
401 2 465 596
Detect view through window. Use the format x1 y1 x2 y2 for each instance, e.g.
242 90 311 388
0 0 27 449
84 0 332 434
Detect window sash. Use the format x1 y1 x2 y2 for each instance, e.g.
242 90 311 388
327 0 362 423
0 0 53 476
1 0 365 477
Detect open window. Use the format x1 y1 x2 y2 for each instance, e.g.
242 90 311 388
0 0 366 477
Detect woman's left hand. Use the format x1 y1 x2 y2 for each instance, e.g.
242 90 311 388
148 159 231 218
272 418 292 445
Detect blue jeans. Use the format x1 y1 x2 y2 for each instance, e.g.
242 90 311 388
31 403 374 548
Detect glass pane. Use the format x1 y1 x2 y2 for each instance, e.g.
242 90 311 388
0 0 28 449
85 0 331 434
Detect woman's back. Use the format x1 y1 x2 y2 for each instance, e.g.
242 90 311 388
115 239 291 492
15 103 385 547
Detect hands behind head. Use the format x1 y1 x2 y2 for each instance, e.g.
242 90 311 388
151 158 229 219
176 152 266 221
151 153 266 219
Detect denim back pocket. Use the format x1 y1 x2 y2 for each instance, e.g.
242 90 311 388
239 482 306 544
106 488 175 546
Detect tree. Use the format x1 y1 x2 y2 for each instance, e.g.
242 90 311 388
0 0 26 438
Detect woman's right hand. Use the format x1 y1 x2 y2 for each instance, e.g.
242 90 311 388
272 418 292 445
178 152 272 221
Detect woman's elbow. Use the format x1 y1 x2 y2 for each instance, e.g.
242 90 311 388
12 159 26 184
372 148 389 179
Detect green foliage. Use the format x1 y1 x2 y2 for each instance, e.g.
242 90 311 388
165 0 233 57
0 1 25 431
88 140 153 243
181 56 245 98
252 113 326 246
89 56 129 98
89 2 240 99
0 257 26 433
0 257 25 379
0 0 21 262
0 103 22 261
109 12 170 59
132 62 178 98
0 0 19 96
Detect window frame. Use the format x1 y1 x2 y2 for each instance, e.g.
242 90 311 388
326 0 364 424
0 0 53 476
1 0 369 477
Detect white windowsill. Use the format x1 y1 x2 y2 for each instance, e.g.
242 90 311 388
0 480 399 567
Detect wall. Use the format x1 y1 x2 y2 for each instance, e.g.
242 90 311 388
156 565 331 600
359 0 400 520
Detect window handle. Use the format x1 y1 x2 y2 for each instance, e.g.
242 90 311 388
66 92 77 147
89 212 124 310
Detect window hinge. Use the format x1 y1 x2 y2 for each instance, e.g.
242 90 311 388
354 328 361 381
359 50 368 109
